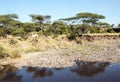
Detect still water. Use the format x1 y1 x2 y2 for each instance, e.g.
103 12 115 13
0 61 120 82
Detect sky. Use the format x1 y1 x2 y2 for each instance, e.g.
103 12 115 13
0 0 120 25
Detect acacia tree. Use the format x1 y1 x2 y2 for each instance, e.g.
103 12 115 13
0 14 20 37
60 16 78 24
96 22 110 28
60 12 107 34
76 12 105 25
52 21 68 35
60 12 105 25
29 14 51 32
0 14 18 26
29 14 44 24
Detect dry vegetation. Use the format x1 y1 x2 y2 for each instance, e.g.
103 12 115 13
83 33 120 36
0 33 120 68
0 33 75 59
0 33 119 59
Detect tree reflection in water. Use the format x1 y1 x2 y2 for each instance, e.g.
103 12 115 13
0 61 119 82
0 65 22 82
26 67 67 78
26 67 53 78
71 61 110 77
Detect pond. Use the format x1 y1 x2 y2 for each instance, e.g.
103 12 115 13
0 61 120 82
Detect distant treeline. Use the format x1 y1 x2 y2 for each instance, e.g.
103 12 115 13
0 12 120 39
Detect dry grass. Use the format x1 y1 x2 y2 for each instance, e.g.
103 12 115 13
0 33 119 59
0 45 9 59
84 33 120 36
9 49 21 59
0 34 75 59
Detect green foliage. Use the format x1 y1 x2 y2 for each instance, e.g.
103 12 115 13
68 32 76 40
113 27 120 33
11 27 26 37
3 26 13 35
0 12 117 38
23 22 35 32
76 12 105 25
29 14 51 24
43 28 53 36
0 14 19 27
96 22 110 28
89 27 100 33
0 28 5 37
44 21 69 36
60 12 105 25
107 28 115 33
67 24 90 40
76 24 90 34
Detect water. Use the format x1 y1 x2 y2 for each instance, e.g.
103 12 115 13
0 61 120 82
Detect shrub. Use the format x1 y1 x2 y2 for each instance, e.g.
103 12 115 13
0 28 4 37
113 28 120 33
89 27 99 33
11 28 26 37
107 28 115 33
77 24 90 33
0 46 9 59
68 33 76 40
9 49 21 59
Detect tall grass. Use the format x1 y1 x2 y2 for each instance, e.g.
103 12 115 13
0 45 9 59
9 49 21 59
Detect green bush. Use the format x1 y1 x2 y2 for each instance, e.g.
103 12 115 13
68 33 76 40
89 27 99 33
77 24 90 33
11 28 26 37
107 28 115 33
113 28 120 33
0 28 4 37
23 23 35 32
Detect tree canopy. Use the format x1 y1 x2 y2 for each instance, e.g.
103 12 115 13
0 12 119 38
76 12 105 24
0 14 19 26
29 14 51 24
60 12 105 25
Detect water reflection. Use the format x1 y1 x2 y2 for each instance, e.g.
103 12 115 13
26 67 53 78
0 65 22 82
0 61 120 82
71 61 110 77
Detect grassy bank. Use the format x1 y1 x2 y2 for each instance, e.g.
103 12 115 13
0 33 120 59
0 34 74 59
